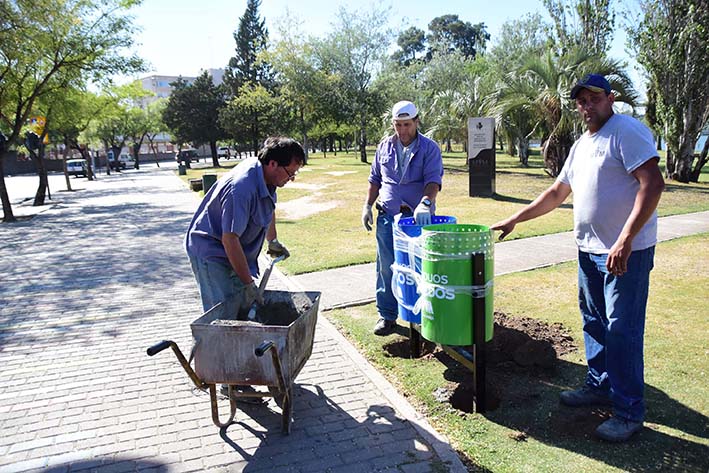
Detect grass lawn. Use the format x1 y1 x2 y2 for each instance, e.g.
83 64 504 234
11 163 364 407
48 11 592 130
327 233 709 472
179 148 709 275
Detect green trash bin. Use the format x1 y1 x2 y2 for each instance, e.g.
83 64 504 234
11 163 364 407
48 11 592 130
420 224 494 346
178 164 186 175
202 173 217 193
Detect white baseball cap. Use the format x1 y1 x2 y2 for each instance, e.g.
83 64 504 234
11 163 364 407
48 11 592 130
391 101 418 121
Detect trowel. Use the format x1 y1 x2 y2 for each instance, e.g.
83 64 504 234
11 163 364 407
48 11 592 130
246 254 286 321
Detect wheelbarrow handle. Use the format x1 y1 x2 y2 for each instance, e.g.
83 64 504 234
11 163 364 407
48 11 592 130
147 340 172 356
255 340 274 357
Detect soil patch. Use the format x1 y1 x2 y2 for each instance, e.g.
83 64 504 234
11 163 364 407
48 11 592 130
211 291 314 326
382 311 579 413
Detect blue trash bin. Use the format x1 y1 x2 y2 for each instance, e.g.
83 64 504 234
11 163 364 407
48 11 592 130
393 215 457 324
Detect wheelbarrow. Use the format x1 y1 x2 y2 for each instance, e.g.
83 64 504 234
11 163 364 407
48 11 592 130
147 290 320 433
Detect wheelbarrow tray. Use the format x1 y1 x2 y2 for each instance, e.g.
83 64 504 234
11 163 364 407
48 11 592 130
190 290 320 387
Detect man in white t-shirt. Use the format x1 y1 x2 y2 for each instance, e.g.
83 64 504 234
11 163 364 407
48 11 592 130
491 74 665 442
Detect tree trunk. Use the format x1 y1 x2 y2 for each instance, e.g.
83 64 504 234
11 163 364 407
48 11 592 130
359 113 367 163
83 146 95 180
542 132 573 178
111 145 124 173
147 137 160 167
690 136 709 182
505 137 516 157
209 141 219 167
30 149 49 206
517 136 529 167
673 138 696 183
132 142 141 170
63 139 72 192
0 150 16 222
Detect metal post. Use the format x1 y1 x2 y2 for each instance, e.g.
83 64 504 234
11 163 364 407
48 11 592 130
472 252 486 413
409 322 421 358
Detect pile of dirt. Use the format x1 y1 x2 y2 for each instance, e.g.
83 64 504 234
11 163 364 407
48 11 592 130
382 311 579 412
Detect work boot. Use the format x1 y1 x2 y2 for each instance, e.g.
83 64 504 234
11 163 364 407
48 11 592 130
373 318 397 336
220 384 266 405
559 386 612 407
595 416 643 442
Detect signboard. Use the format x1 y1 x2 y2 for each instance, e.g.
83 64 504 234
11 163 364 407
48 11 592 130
467 117 496 197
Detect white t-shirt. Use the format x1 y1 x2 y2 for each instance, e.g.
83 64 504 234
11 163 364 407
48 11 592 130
557 113 659 253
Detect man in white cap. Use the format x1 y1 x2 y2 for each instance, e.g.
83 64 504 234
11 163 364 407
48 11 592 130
362 100 444 335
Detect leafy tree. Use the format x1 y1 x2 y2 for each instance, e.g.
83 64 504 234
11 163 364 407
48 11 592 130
143 99 168 166
219 83 287 156
628 0 709 182
0 0 143 222
391 26 426 66
268 29 338 157
163 72 227 167
427 14 489 59
224 0 273 94
487 14 553 163
504 51 637 177
318 5 393 163
91 102 131 175
544 0 615 55
488 13 553 74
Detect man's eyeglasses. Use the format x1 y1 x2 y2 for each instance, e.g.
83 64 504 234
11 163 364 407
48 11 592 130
281 166 298 180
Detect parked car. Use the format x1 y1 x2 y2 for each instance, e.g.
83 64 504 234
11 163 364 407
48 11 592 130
109 153 134 170
175 149 199 168
217 146 231 158
66 158 87 177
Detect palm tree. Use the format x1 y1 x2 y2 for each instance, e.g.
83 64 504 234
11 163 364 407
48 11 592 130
490 49 637 176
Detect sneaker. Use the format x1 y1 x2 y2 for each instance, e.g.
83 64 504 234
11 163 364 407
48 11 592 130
559 386 612 407
220 384 266 405
595 416 643 442
373 318 397 336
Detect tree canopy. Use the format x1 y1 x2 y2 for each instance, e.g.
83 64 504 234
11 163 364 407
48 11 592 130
0 0 144 222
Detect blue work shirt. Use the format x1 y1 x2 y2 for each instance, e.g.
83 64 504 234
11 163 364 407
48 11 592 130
185 157 275 276
369 133 443 216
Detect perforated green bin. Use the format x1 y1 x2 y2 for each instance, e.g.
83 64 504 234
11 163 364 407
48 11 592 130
420 224 494 346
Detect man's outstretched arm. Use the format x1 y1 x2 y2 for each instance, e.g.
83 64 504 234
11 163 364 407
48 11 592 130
491 181 572 240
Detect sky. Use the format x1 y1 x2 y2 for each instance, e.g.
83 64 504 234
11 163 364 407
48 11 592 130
127 0 641 89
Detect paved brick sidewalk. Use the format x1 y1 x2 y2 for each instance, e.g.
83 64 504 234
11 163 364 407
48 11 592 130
0 168 464 473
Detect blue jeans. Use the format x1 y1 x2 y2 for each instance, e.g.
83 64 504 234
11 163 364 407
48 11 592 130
375 212 398 321
578 246 655 422
189 254 248 313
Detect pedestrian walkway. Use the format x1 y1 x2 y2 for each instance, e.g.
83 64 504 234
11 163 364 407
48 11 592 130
0 167 464 473
294 211 709 310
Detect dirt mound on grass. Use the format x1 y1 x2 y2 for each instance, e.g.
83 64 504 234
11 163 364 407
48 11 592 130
382 311 579 412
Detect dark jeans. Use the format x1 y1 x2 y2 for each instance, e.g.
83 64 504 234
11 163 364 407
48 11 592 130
578 246 655 422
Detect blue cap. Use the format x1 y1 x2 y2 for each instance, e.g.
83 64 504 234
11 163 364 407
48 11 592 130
570 74 611 99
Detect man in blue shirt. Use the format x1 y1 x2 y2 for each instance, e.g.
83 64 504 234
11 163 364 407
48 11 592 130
185 137 305 314
362 100 444 336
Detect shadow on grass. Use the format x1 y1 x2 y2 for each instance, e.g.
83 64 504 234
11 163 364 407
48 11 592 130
383 322 708 473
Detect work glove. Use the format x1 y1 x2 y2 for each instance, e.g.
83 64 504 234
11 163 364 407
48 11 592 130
414 201 432 226
362 203 373 231
267 238 290 259
244 281 264 307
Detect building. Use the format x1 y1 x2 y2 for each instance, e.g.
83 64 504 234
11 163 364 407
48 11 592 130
139 74 197 108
